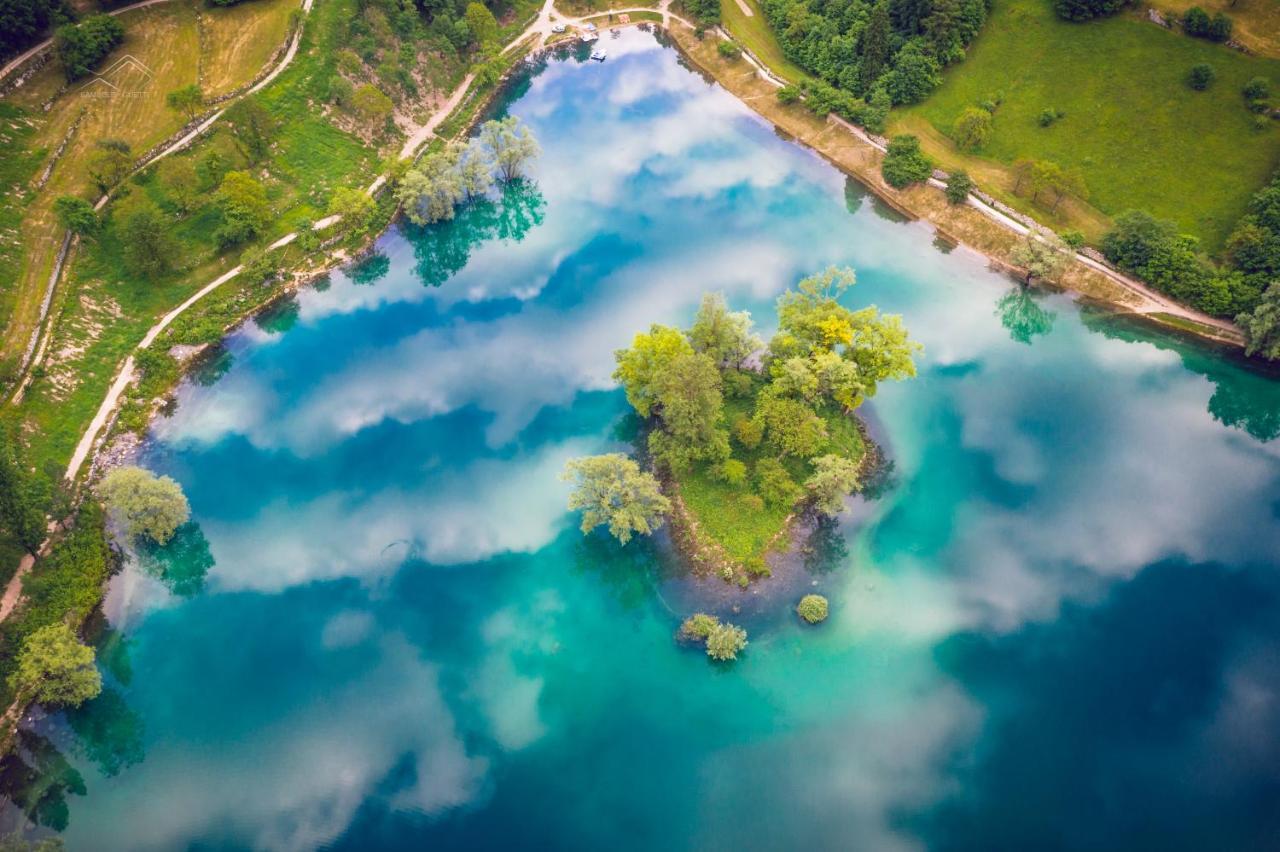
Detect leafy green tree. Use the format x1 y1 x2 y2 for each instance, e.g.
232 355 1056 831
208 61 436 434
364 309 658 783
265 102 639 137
1238 282 1280 359
1243 77 1270 102
165 84 203 121
562 454 671 544
1183 6 1210 35
1053 0 1125 21
9 624 102 708
755 457 801 507
197 149 229 190
351 83 394 124
223 96 277 165
796 594 829 624
117 198 177 277
464 2 499 47
328 186 376 235
1207 12 1233 41
945 170 973 204
733 416 763 450
756 393 827 458
952 107 992 151
1011 230 1071 284
687 292 762 368
884 40 941 105
715 458 748 487
55 14 124 81
478 116 541 182
678 612 719 641
614 324 694 418
649 352 730 470
398 144 466 225
881 135 933 189
98 466 190 545
804 454 860 516
1187 63 1215 91
1102 210 1178 271
53 196 97 237
159 157 199 214
0 429 46 552
860 2 893 89
215 171 270 247
86 139 131 195
705 622 747 660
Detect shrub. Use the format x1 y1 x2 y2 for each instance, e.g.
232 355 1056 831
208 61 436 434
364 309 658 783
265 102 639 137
678 613 719 642
1208 12 1233 42
777 84 802 105
1053 0 1125 22
705 622 748 661
880 135 932 189
1037 108 1058 127
716 40 741 59
797 594 829 624
945 170 973 205
1253 114 1271 132
732 416 763 450
755 457 801 507
1060 229 1086 248
715 458 748 487
1244 77 1271 102
952 107 992 151
1187 63 1215 91
1183 5 1210 36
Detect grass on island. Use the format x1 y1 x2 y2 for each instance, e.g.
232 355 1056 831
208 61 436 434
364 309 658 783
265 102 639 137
1148 0 1280 59
895 0 1280 252
677 383 864 571
719 0 812 85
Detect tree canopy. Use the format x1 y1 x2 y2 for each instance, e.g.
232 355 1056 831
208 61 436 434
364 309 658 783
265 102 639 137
98 466 190 545
9 623 101 708
562 454 671 545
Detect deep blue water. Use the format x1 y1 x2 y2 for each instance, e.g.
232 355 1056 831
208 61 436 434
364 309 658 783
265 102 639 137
11 28 1280 850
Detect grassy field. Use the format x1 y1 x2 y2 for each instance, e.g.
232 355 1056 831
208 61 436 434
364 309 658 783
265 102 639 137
0 0 304 382
896 0 1280 251
678 389 864 571
558 0 657 17
201 0 298 97
719 0 812 84
1150 0 1280 58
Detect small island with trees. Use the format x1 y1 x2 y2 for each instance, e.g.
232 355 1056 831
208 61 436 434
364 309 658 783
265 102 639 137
563 266 919 656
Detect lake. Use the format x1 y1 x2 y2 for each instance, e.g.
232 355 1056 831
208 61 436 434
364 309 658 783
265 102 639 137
14 27 1280 850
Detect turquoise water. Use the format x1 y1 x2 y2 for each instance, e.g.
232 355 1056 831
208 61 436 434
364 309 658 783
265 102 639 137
13 28 1280 849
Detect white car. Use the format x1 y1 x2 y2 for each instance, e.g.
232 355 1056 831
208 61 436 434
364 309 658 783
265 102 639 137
551 23 565 33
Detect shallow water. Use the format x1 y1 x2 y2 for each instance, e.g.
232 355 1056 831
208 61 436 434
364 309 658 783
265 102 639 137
14 28 1280 850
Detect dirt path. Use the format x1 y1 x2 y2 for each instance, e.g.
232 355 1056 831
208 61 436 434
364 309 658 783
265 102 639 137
733 0 754 16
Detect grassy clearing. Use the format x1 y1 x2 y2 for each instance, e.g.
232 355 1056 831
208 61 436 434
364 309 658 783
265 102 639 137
896 0 1280 252
201 0 299 97
1150 0 1280 58
719 0 811 84
558 0 657 17
0 0 303 381
677 386 864 569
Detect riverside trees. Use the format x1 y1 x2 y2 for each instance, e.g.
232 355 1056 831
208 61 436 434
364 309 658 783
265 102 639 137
99 467 190 546
396 117 540 225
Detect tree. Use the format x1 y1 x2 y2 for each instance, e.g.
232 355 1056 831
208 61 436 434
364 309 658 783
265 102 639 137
55 14 124 81
1052 0 1125 21
884 40 941 105
328 186 376 235
1102 210 1178 271
952 107 992 151
1243 77 1270 102
459 142 495 198
478 116 541 182
397 144 466 225
561 454 671 544
860 2 892 89
614 324 694 418
9 624 102 708
881 135 932 189
1187 63 1215 91
98 466 190 545
351 83 394 124
86 139 131 195
215 171 270 247
797 594 829 623
223 97 277 164
705 621 747 660
159 157 199 214
649 352 730 469
1011 158 1036 194
1183 5 1210 35
0 429 46 552
117 198 177 277
165 84 203 121
755 457 801 507
1011 231 1071 284
1208 11 1233 41
53 196 97 237
678 613 719 642
804 454 860 516
1238 282 1280 359
756 393 827 459
688 292 762 368
464 1 499 47
945 170 973 204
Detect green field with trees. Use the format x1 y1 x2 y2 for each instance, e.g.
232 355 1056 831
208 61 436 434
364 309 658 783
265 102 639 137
899 0 1280 252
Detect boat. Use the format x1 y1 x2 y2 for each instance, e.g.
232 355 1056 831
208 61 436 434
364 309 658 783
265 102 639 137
591 48 607 61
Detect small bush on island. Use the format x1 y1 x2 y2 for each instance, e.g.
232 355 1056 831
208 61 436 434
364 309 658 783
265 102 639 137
705 622 748 661
797 594 829 624
678 613 720 642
